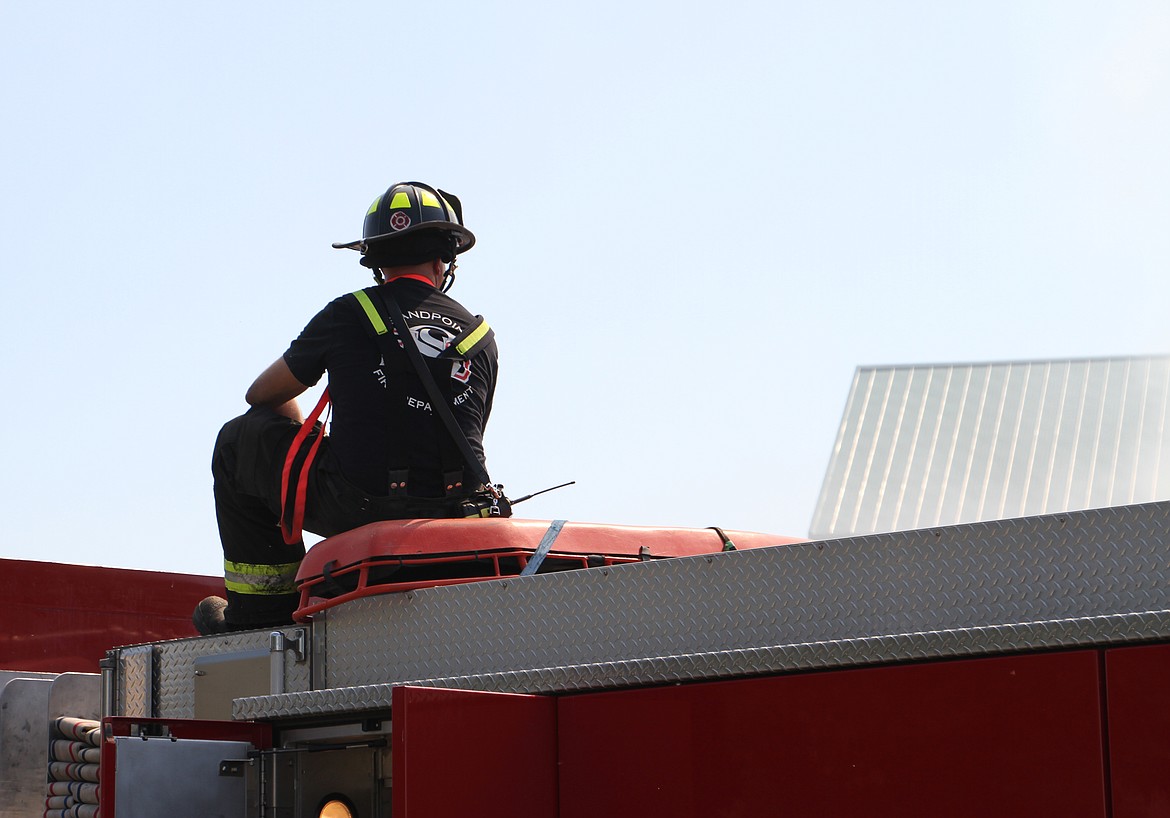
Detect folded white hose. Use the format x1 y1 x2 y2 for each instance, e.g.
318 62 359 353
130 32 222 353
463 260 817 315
45 716 103 817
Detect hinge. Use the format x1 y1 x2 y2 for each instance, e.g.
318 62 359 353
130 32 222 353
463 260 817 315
269 628 308 663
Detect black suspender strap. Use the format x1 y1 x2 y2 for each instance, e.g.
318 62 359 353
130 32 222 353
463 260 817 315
356 286 494 490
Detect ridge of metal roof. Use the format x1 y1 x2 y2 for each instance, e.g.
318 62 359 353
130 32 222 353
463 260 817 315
852 353 1170 373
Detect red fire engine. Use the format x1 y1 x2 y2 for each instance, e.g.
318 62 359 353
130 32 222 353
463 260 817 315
2 506 1169 817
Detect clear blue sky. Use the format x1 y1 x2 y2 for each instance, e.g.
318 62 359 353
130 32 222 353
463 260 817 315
2 2 1167 575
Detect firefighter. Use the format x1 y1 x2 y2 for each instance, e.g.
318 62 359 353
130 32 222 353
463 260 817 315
198 182 506 634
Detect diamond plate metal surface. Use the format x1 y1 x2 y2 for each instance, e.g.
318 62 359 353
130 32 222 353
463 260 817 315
117 645 154 718
234 502 1170 720
114 629 311 719
235 610 1170 720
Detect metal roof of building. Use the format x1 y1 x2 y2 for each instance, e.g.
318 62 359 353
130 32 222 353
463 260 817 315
810 356 1170 538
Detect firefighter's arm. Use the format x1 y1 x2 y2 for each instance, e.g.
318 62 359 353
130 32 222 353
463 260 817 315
246 357 309 422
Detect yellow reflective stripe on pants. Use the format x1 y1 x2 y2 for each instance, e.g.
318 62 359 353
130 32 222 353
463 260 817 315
224 560 301 595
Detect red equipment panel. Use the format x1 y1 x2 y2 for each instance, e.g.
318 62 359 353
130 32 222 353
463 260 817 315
557 651 1108 818
1105 642 1170 818
0 558 223 672
392 686 557 818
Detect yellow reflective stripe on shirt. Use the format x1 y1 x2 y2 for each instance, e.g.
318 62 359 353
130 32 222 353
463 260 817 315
223 560 301 595
352 290 388 335
455 320 490 355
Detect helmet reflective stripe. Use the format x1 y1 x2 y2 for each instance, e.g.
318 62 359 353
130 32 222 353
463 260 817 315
223 560 300 595
333 181 476 260
352 290 388 335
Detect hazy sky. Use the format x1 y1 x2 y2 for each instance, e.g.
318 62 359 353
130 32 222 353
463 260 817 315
2 2 1168 576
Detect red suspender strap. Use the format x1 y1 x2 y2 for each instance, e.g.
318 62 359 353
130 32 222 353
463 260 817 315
279 388 331 545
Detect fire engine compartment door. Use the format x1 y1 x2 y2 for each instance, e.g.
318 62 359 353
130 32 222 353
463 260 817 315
392 685 557 818
113 735 252 817
195 647 272 720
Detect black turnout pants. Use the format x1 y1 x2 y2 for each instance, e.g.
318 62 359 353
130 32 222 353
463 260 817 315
211 408 465 630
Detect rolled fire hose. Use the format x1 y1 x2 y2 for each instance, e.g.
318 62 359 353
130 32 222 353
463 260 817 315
44 717 102 818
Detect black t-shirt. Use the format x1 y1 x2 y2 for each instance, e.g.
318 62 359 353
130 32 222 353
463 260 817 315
283 278 498 497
